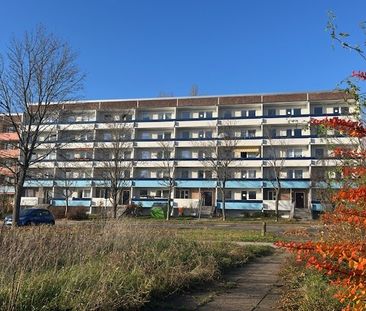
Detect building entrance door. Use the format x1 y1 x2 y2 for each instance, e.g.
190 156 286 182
122 190 130 205
201 191 213 207
295 192 305 208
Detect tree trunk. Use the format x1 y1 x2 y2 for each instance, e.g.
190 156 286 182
220 187 226 221
275 187 281 222
12 170 26 227
166 187 172 221
64 198 69 218
112 191 118 219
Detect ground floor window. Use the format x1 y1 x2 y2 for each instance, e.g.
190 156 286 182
175 189 190 199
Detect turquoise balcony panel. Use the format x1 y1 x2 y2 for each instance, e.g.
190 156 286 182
217 201 263 210
311 203 323 211
93 180 132 187
134 180 164 187
131 199 167 208
263 180 310 189
24 180 54 187
54 180 92 187
0 186 15 193
313 181 342 189
52 199 91 207
176 180 217 188
226 180 263 189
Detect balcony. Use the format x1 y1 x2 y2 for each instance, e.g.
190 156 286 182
0 132 18 141
263 200 293 211
226 180 263 188
131 198 168 208
135 120 175 129
176 179 216 188
217 200 263 210
176 120 216 128
52 198 92 207
262 180 311 189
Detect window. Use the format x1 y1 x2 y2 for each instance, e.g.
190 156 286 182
294 149 302 157
182 131 190 139
198 170 204 178
248 170 256 178
103 133 112 140
247 152 258 159
198 130 204 138
314 107 323 115
268 109 276 116
224 191 232 200
124 170 130 178
140 189 148 198
241 110 247 117
206 171 212 179
287 170 294 179
286 108 292 116
240 152 247 159
341 107 349 114
247 130 256 138
248 110 256 117
96 188 109 198
142 112 150 120
270 129 276 138
164 132 171 139
199 112 205 119
198 150 208 159
25 189 36 197
333 107 340 115
315 148 324 158
205 131 212 138
181 170 189 178
181 150 191 159
164 113 172 120
266 190 276 200
155 190 162 198
181 111 190 119
293 108 301 116
206 111 213 119
294 129 302 137
223 110 232 118
157 133 164 140
286 129 292 137
294 170 303 179
141 151 150 159
175 189 190 199
141 132 150 140
241 191 247 201
241 170 247 179
248 191 256 200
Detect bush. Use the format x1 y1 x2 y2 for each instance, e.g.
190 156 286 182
66 206 88 220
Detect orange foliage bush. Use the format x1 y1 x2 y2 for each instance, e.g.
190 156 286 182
276 115 366 310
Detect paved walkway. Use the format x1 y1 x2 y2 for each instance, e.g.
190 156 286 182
148 250 286 311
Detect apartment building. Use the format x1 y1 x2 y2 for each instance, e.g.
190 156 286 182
0 116 20 210
20 91 356 216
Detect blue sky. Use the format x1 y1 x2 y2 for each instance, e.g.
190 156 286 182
0 0 365 100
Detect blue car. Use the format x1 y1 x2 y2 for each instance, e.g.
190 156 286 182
4 208 55 226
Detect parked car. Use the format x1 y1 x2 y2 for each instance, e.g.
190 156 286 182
4 208 55 226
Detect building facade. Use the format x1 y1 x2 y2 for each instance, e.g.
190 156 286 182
20 91 356 216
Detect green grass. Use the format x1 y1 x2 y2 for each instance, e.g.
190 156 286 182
0 221 272 311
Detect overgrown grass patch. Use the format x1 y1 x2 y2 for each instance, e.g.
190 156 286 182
0 221 272 310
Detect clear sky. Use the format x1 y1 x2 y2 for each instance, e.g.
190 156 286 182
0 0 365 100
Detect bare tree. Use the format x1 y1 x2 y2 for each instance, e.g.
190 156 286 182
189 84 199 96
0 26 84 226
201 124 239 221
99 121 133 218
263 131 286 222
157 141 175 220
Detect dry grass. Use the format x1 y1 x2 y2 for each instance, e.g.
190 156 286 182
0 221 271 310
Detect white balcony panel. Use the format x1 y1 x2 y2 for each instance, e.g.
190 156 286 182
95 142 134 149
230 160 262 167
281 159 312 167
96 123 134 130
262 138 310 146
175 160 204 167
236 139 262 146
311 159 342 166
58 123 95 131
91 198 112 207
135 121 175 129
174 199 200 209
29 162 55 168
176 120 216 128
310 137 357 145
21 197 40 206
176 140 215 148
134 160 174 168
57 161 93 168
30 124 58 132
263 116 310 125
219 118 262 126
263 200 293 211
93 161 131 168
37 143 57 149
62 142 94 149
134 141 174 148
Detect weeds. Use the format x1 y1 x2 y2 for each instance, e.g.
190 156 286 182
0 221 270 310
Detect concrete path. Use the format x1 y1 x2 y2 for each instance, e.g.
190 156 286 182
147 250 286 311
